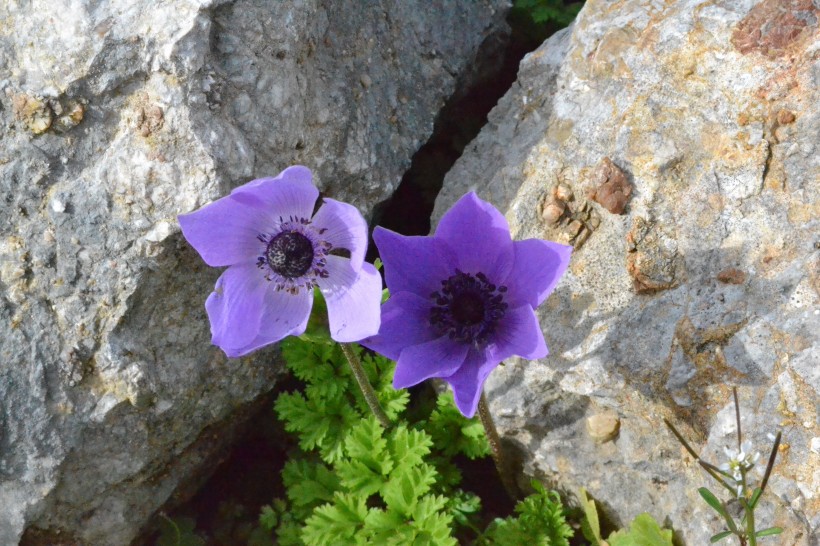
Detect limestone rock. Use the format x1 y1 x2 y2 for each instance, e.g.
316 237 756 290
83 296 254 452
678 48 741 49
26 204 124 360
434 0 818 543
0 0 510 543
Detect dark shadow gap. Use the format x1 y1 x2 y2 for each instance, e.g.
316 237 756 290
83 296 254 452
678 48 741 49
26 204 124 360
369 9 567 242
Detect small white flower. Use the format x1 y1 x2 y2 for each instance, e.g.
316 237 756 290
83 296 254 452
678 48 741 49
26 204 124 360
720 440 761 496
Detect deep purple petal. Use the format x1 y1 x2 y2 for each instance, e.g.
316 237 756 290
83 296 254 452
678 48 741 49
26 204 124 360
311 198 368 269
434 192 514 282
359 291 439 361
179 196 269 267
323 262 382 342
373 227 456 297
441 348 499 418
230 166 319 221
393 336 468 389
204 264 268 354
490 304 548 361
503 239 572 308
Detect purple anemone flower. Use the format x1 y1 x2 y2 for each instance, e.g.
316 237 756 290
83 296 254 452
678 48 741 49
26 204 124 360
179 166 382 357
361 192 572 417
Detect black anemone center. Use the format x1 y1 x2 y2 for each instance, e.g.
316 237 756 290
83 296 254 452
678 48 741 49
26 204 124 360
430 270 508 347
266 231 314 278
451 291 485 325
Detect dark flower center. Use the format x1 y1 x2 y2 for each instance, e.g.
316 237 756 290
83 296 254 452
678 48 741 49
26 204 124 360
265 231 315 278
430 270 507 347
451 291 485 325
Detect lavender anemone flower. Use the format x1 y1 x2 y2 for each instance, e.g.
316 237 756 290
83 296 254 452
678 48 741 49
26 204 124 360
179 166 382 357
361 192 571 417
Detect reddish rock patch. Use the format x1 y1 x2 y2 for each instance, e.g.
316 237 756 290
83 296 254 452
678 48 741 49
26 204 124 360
732 0 819 59
626 217 683 294
588 157 632 215
717 267 746 285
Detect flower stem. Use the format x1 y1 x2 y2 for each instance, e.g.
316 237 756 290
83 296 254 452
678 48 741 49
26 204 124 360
340 343 391 429
744 495 757 546
478 390 520 500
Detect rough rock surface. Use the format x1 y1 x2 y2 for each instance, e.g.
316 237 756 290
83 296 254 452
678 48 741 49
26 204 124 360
434 0 818 543
0 0 510 543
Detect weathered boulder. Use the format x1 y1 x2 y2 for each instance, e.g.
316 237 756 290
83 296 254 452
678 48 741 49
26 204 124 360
434 0 818 543
0 0 510 543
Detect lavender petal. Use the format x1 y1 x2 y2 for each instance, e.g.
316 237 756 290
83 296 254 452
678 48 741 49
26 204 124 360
204 264 269 355
178 196 269 267
311 198 368 269
248 287 313 351
230 166 319 221
323 262 382 342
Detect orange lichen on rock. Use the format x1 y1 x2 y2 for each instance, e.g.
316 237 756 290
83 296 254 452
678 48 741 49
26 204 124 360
732 0 819 59
717 267 747 284
588 157 632 215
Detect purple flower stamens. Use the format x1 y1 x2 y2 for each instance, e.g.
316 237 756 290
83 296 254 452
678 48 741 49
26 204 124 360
266 231 315 278
254 218 333 295
430 270 508 347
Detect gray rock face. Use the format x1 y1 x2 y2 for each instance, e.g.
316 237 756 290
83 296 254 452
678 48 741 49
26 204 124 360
434 0 818 543
0 0 510 543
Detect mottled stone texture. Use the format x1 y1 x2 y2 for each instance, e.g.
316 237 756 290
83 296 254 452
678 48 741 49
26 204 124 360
435 0 818 544
0 0 510 543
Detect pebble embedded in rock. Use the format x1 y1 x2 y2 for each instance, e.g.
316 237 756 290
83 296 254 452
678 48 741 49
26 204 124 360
588 157 631 215
586 413 620 443
541 198 565 224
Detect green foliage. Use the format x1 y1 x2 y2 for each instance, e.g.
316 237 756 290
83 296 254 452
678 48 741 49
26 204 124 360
268 337 487 545
580 488 673 546
608 513 674 546
513 0 584 27
480 481 573 546
156 515 205 546
426 390 491 460
579 488 603 544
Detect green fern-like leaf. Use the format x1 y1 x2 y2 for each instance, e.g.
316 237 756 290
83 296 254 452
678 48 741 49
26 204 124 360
258 505 278 532
360 349 410 420
426 391 490 459
301 493 369 546
409 495 457 546
281 459 340 521
389 425 433 470
382 463 438 516
336 416 394 496
275 389 360 464
482 481 573 546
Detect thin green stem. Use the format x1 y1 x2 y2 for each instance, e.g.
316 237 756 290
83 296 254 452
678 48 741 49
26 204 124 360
478 390 520 500
744 495 757 546
339 343 391 429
